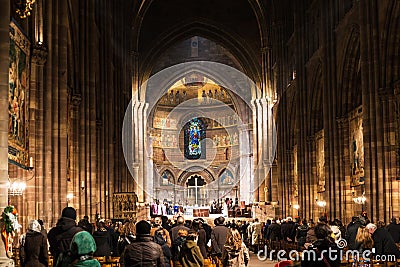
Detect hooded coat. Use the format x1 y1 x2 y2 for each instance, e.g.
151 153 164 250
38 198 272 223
47 217 83 262
20 220 48 267
69 231 101 267
179 240 204 267
222 242 249 267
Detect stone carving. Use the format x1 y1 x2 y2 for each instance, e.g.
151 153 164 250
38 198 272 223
112 192 138 219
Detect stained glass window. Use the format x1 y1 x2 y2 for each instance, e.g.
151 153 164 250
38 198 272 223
184 118 205 159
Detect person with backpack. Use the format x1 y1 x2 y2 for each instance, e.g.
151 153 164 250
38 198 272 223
47 207 83 266
172 229 188 267
191 219 207 258
154 228 172 267
179 230 204 267
222 228 249 267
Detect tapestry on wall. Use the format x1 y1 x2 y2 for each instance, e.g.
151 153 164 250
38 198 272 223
349 108 364 187
316 131 325 192
8 21 30 169
293 145 299 198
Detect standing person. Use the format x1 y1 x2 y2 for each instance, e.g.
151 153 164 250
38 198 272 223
191 219 207 258
78 216 94 235
171 216 190 242
20 220 48 267
68 231 100 267
179 230 204 267
172 229 188 267
266 219 281 243
92 220 112 257
281 217 296 243
385 218 400 243
249 218 262 253
117 220 136 256
211 217 230 267
47 207 83 265
154 228 172 267
124 220 165 267
222 228 249 267
151 216 172 247
296 220 309 248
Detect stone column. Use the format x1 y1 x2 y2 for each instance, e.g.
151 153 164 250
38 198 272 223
0 1 14 265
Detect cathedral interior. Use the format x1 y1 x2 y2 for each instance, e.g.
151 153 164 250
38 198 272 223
1 0 400 239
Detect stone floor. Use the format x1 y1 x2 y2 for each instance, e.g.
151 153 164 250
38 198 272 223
248 251 277 267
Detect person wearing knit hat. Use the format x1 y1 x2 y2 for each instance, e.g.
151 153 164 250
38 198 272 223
62 207 77 220
20 220 49 267
47 207 83 265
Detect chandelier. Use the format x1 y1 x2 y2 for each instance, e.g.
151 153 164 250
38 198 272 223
15 0 36 18
353 193 366 204
8 181 26 196
316 200 327 207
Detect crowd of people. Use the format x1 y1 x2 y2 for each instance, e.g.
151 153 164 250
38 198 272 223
17 207 400 267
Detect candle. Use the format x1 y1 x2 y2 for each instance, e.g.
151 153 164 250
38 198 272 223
81 180 85 189
29 157 33 168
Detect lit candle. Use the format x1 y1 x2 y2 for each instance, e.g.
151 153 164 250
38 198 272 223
29 157 33 168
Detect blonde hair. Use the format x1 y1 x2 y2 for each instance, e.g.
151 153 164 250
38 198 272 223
178 229 188 237
225 228 242 251
355 227 374 250
121 220 136 236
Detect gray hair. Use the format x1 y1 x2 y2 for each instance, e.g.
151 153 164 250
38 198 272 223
28 220 41 233
365 223 377 231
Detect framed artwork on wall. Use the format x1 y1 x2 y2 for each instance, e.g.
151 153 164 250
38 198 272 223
8 20 30 169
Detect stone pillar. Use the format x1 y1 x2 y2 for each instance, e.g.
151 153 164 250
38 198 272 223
0 1 14 265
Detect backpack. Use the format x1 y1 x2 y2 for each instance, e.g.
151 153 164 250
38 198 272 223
172 236 186 261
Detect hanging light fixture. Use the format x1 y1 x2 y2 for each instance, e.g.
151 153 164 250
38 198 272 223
8 181 27 196
15 0 36 18
353 192 367 204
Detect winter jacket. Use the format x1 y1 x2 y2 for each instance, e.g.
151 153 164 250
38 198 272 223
222 242 249 267
47 217 83 263
386 222 400 243
345 221 362 250
154 233 172 267
301 238 341 267
372 228 400 259
281 222 296 242
92 229 112 256
123 235 165 267
179 240 204 267
21 231 48 267
296 225 309 247
266 223 281 242
211 225 230 255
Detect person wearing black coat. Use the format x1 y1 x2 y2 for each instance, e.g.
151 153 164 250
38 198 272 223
191 219 208 259
124 220 165 267
385 218 400 243
47 207 83 264
154 230 172 267
281 217 296 243
93 221 113 257
366 223 400 259
266 220 281 242
20 220 48 267
296 220 309 248
345 216 363 250
301 223 340 267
